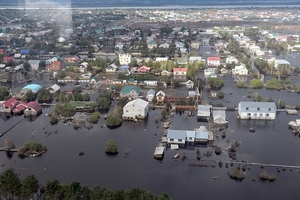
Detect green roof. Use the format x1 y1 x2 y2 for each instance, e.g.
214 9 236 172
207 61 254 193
120 86 140 95
128 78 135 82
68 101 94 108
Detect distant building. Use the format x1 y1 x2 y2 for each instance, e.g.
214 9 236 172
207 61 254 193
156 90 166 103
207 56 221 67
274 59 290 69
28 60 40 71
232 64 248 76
146 89 156 102
238 101 276 120
21 84 42 94
119 54 132 65
120 86 141 99
122 98 149 120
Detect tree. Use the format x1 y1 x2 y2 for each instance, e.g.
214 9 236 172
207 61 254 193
217 91 224 99
207 78 224 90
23 62 31 71
4 138 15 150
105 139 118 154
88 112 100 124
21 175 39 200
278 100 286 109
0 86 10 101
250 79 263 89
0 168 21 200
38 61 46 70
55 70 67 79
23 90 36 102
45 179 61 200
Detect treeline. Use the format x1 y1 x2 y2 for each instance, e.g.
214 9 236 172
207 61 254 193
0 168 171 200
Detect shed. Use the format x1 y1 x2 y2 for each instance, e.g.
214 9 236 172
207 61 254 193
49 84 60 93
154 147 165 159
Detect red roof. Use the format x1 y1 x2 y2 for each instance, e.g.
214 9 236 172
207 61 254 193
3 57 14 62
3 98 19 109
207 57 220 61
173 68 187 72
13 101 27 114
26 101 42 113
0 49 4 54
138 66 151 72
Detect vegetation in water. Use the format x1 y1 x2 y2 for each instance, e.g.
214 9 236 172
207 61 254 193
228 167 245 180
18 142 47 158
105 139 118 154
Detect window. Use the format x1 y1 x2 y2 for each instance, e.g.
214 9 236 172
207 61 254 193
257 108 260 111
247 113 251 116
259 113 263 116
254 113 257 116
126 110 129 112
268 108 271 111
266 114 269 117
170 139 174 141
246 107 249 110
178 139 182 142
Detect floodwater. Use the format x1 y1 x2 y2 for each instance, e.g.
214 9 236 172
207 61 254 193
0 75 300 199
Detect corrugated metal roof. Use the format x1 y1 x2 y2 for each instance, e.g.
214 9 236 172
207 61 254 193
167 130 187 140
22 84 42 93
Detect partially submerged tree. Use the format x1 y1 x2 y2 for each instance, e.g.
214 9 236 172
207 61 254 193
105 139 118 154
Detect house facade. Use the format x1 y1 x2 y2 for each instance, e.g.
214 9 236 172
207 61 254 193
146 89 155 102
106 63 118 73
207 56 221 67
232 64 248 76
173 68 187 79
167 129 209 147
119 54 132 65
122 99 149 120
156 90 166 103
238 101 276 120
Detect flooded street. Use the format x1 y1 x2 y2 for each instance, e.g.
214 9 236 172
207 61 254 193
0 100 299 199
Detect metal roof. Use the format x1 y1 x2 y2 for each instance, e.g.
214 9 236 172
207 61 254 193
167 130 187 140
124 98 149 109
195 131 209 140
239 101 276 113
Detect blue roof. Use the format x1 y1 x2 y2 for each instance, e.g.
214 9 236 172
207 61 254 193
22 84 42 93
39 50 45 54
20 49 30 54
120 65 130 69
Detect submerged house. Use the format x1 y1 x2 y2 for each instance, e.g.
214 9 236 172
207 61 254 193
167 129 209 148
238 101 276 120
212 110 228 128
122 98 149 120
24 101 42 117
197 105 212 122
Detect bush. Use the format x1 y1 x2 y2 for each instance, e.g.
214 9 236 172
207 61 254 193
228 167 245 180
214 146 222 155
105 139 118 154
259 171 276 182
217 91 224 99
88 112 100 123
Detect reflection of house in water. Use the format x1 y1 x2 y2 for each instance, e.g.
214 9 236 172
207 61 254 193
233 75 247 82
